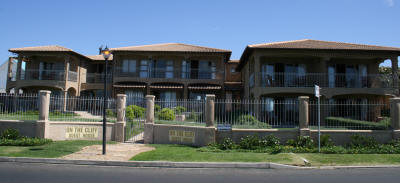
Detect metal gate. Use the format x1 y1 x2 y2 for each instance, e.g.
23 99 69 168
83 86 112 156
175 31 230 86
124 96 146 143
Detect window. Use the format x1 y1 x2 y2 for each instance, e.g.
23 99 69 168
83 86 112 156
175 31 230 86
166 61 174 78
122 59 136 73
230 67 236 73
140 60 149 78
199 60 216 79
182 61 190 78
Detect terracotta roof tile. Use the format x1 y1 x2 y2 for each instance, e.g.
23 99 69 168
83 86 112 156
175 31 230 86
248 39 400 51
9 45 73 52
86 55 113 61
111 43 231 53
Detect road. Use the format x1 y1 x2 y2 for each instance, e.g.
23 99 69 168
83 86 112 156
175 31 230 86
0 162 399 183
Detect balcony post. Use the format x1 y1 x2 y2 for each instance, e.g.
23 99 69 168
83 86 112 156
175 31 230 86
254 55 261 88
16 56 22 80
391 57 399 93
64 55 70 81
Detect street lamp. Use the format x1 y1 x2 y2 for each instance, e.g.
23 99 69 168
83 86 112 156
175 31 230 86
101 46 111 155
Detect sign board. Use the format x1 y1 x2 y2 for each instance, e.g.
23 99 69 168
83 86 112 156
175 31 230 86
169 130 195 143
217 124 232 131
65 126 99 139
315 85 321 98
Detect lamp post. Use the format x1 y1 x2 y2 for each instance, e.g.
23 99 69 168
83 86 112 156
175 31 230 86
101 46 111 155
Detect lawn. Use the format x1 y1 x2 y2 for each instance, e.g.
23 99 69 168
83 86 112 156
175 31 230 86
131 144 400 166
0 140 115 158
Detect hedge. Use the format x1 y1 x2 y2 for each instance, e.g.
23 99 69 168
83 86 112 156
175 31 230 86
325 117 390 130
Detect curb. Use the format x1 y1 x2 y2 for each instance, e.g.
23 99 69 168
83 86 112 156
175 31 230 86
0 157 299 169
318 165 400 169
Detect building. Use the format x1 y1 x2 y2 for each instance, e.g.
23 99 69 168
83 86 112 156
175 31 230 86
5 39 400 106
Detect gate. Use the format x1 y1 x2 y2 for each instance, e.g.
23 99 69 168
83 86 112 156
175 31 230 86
124 96 146 143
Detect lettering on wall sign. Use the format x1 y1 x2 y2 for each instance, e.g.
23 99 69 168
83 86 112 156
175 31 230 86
169 130 195 143
65 126 99 139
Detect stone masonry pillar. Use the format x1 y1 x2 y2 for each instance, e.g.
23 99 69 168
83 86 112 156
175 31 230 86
299 96 310 136
16 56 22 80
37 90 51 138
144 95 155 144
390 98 400 139
391 57 399 93
114 94 126 142
205 94 216 127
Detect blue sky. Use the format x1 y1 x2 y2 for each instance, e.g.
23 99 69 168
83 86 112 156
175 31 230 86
0 0 399 66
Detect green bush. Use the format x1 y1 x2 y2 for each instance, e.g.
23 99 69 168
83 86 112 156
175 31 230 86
1 128 20 140
174 106 186 115
239 135 260 150
126 105 145 120
287 136 315 149
154 104 161 112
237 114 271 128
158 108 175 121
320 134 334 147
325 117 390 130
185 111 199 122
348 134 378 148
106 109 116 117
260 135 280 147
218 138 237 150
0 137 52 146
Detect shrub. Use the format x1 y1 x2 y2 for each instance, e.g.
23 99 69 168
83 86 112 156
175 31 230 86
348 134 378 148
106 109 116 117
325 117 390 130
260 135 280 147
287 136 315 148
174 106 186 115
158 108 175 120
219 138 237 150
1 128 20 140
0 137 52 146
126 105 145 120
239 135 260 150
320 134 334 147
154 104 161 112
185 111 199 121
237 114 271 128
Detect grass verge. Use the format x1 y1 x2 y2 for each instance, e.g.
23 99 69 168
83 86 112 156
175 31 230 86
131 144 400 166
0 140 116 158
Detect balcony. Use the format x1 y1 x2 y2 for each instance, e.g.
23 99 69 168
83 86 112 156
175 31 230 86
86 73 112 83
257 72 393 88
115 67 223 80
21 70 65 81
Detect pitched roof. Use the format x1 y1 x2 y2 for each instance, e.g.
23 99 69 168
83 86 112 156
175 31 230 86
248 39 400 51
227 60 239 63
111 43 231 53
9 45 73 52
237 39 400 71
86 54 113 61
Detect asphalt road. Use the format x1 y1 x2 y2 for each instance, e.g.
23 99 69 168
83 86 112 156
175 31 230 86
1 162 399 183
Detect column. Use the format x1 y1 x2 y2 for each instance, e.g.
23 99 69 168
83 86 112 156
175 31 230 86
16 56 22 80
299 96 310 136
390 98 400 139
114 94 126 142
64 55 70 81
254 55 261 90
144 95 155 144
391 57 399 92
183 84 188 99
7 57 13 81
205 94 216 127
37 90 51 138
63 90 68 112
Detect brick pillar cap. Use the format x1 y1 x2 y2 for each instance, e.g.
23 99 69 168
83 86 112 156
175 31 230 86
39 90 51 94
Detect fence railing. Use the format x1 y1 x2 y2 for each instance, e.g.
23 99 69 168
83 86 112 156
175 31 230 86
0 93 39 121
215 99 299 129
258 72 393 88
86 73 112 83
115 67 224 80
21 69 65 81
309 99 391 130
154 99 206 126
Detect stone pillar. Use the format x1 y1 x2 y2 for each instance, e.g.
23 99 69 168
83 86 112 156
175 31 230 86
390 98 400 139
299 96 310 136
7 57 13 81
205 94 216 127
63 90 68 112
146 95 155 124
37 90 51 139
114 94 127 142
16 56 22 80
64 55 70 81
391 57 399 92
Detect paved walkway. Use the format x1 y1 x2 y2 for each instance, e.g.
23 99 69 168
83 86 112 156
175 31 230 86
60 143 154 161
